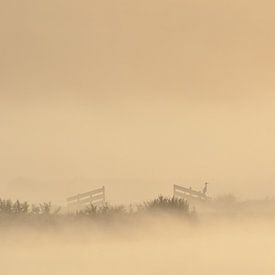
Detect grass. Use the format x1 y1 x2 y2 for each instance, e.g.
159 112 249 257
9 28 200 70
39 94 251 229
0 196 193 227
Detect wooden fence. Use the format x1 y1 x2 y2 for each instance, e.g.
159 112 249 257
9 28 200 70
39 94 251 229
173 184 210 201
67 186 105 209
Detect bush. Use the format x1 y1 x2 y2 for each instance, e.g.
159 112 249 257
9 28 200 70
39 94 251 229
141 195 190 215
78 203 126 218
0 196 192 226
0 199 29 215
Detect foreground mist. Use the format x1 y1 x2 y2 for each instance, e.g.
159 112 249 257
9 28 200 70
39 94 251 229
1 197 275 275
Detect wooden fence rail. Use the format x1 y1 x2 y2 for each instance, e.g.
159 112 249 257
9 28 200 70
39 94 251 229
173 184 209 201
67 186 105 208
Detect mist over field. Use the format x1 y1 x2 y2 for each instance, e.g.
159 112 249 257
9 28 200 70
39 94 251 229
1 0 275 201
1 0 275 274
1 193 275 275
1 207 275 275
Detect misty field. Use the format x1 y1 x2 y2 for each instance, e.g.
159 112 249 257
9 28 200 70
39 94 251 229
1 196 275 275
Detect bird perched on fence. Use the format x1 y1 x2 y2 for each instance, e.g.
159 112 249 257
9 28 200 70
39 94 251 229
202 182 209 195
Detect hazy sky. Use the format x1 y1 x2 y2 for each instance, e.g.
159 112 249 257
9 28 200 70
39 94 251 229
1 0 275 201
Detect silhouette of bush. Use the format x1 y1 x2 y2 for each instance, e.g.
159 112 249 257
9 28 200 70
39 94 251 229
140 195 190 215
0 199 29 215
78 203 126 218
0 196 192 226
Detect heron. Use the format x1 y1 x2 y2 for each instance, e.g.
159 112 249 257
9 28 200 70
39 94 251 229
203 182 209 195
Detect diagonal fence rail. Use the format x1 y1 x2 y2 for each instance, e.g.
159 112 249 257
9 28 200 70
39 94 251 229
173 184 210 201
67 186 105 209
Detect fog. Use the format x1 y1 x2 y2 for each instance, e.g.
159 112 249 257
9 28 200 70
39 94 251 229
1 0 275 202
1 212 275 275
2 98 275 203
1 0 275 273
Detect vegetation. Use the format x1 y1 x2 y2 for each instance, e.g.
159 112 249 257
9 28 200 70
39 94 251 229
77 204 127 218
0 199 60 216
0 196 192 226
140 195 190 214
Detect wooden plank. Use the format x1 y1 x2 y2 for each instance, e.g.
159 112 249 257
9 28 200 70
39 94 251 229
91 194 105 201
78 187 104 198
67 194 80 202
68 197 104 206
79 195 104 205
174 184 190 192
174 184 209 200
67 187 104 202
174 184 204 197
68 194 105 206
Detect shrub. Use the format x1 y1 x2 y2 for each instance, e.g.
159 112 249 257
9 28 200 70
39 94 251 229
78 203 126 218
0 199 29 215
0 196 192 226
141 195 190 215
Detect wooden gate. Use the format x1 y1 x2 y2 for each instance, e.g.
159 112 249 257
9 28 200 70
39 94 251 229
173 184 210 201
67 186 105 209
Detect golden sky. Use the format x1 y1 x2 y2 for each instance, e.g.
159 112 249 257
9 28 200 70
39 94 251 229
1 0 275 201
